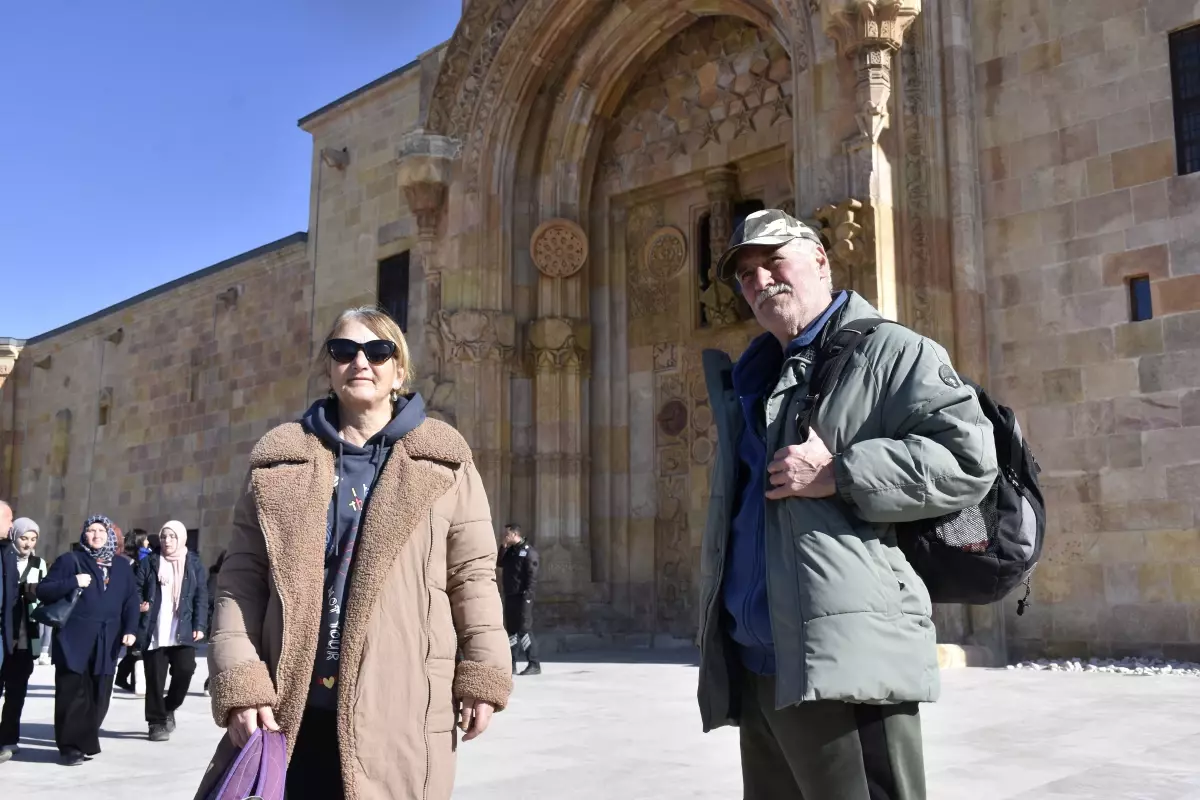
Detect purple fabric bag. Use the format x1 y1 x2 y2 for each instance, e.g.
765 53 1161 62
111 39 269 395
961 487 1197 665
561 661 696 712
207 728 288 800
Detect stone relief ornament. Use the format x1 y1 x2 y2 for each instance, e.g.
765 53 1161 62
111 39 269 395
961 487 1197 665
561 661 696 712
643 227 688 281
434 308 517 363
815 198 876 302
527 317 590 371
530 219 588 278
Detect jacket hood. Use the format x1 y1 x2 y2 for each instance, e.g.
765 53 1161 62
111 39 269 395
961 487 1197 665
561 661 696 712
301 393 427 453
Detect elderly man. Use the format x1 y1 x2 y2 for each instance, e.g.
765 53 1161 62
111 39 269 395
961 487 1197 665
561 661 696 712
696 210 997 800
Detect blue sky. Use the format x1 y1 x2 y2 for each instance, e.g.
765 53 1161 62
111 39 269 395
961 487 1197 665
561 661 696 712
0 1 460 340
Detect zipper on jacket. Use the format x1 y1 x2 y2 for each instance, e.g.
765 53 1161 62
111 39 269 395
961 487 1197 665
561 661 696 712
421 508 434 800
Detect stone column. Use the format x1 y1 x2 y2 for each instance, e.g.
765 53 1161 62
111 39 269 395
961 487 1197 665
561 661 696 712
397 130 459 414
398 132 513 514
700 167 747 327
941 0 1004 666
821 0 922 322
528 220 591 589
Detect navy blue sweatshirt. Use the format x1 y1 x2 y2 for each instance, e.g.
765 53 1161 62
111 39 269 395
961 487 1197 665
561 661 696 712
301 394 427 709
723 291 847 675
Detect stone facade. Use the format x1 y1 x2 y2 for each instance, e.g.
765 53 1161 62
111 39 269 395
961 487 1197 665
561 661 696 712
976 0 1200 661
4 0 1200 660
0 236 310 561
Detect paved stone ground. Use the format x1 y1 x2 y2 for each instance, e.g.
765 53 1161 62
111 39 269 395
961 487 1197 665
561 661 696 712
4 652 1200 798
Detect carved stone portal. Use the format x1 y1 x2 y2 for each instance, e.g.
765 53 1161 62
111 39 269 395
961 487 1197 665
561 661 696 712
531 219 588 278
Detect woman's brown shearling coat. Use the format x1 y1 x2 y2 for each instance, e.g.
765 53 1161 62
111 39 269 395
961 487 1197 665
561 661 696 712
195 417 512 800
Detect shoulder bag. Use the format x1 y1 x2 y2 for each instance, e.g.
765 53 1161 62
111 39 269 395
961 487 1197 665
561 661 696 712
30 552 86 630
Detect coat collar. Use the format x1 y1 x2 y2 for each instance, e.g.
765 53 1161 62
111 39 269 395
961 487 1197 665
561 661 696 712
250 417 472 469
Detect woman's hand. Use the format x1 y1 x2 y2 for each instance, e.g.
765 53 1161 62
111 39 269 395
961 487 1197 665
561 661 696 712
193 631 205 642
121 634 136 647
228 705 280 749
458 698 495 742
139 601 150 613
76 574 93 589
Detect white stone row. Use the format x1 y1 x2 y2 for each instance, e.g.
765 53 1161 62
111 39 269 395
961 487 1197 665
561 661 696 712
1007 657 1200 676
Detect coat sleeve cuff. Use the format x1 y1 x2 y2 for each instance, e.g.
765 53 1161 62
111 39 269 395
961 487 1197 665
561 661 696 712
453 660 513 711
834 454 856 506
208 659 278 728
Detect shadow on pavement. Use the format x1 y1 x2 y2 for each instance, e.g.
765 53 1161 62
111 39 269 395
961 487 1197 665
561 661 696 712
540 648 700 666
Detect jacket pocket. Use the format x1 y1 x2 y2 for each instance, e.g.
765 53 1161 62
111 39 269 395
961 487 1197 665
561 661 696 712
427 657 456 733
787 499 900 619
882 545 932 617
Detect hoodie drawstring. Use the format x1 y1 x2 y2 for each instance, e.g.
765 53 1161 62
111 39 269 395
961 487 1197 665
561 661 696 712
331 441 345 557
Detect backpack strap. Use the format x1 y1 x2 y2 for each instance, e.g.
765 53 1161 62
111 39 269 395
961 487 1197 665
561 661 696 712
797 317 896 439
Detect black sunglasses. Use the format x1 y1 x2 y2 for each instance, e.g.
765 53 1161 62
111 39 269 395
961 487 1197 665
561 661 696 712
326 338 397 365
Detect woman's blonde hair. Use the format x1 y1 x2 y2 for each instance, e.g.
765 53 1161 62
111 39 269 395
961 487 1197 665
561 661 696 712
322 307 412 394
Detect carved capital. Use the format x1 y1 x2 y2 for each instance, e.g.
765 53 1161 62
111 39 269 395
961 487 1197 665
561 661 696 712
527 317 590 372
434 309 516 364
821 0 922 142
396 130 460 245
814 198 877 303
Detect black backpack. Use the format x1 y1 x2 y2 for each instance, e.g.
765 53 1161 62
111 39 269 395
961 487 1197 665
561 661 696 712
800 318 1047 614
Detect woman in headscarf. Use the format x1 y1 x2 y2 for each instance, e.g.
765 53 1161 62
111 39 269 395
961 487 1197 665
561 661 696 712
0 518 47 762
135 520 207 742
197 307 512 800
37 515 140 766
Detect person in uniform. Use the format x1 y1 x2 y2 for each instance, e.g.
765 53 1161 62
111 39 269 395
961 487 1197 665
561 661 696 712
498 524 540 677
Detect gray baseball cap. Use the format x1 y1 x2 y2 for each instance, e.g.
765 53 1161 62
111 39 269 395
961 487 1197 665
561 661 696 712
715 208 824 282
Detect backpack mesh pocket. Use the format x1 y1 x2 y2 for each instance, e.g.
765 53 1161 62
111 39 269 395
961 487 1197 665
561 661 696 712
905 483 1000 553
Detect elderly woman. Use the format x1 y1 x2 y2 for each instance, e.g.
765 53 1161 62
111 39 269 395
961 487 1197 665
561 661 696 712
197 307 512 800
37 516 139 766
0 518 48 762
136 521 207 742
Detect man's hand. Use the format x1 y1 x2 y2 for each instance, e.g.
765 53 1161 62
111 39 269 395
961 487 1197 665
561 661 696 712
139 601 150 613
121 634 137 647
765 428 837 500
458 697 495 742
193 631 205 642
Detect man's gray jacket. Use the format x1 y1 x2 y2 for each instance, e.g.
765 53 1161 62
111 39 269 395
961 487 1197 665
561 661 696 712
697 292 998 732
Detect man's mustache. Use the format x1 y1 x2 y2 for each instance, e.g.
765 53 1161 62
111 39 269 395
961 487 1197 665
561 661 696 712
755 283 793 309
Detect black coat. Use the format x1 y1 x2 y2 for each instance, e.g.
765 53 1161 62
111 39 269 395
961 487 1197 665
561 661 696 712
1 543 17 657
37 552 139 675
136 552 208 650
499 541 539 599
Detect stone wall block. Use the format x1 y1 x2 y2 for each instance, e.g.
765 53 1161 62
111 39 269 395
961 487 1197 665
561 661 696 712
1082 359 1140 398
1075 189 1134 237
1107 432 1144 469
1112 393 1183 431
1140 351 1200 393
1112 141 1177 191
1144 427 1200 467
1102 244 1170 286
1153 275 1200 315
